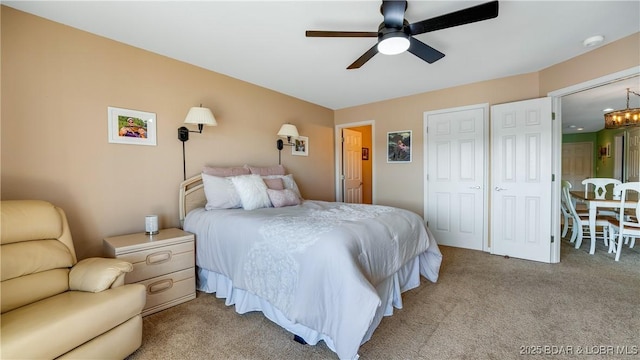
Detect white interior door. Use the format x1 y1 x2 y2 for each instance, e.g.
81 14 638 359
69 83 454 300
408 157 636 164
424 105 487 251
343 128 363 203
561 142 593 190
491 97 553 263
614 134 624 182
626 127 640 182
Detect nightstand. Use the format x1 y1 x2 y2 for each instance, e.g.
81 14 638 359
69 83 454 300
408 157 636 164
103 228 196 316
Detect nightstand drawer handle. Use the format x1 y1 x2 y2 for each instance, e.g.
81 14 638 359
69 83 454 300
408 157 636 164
146 250 172 265
147 279 173 294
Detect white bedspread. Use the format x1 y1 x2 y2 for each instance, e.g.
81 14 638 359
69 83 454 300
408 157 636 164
184 200 442 359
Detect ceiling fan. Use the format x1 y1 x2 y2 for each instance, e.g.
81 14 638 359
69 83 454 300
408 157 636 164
306 0 499 69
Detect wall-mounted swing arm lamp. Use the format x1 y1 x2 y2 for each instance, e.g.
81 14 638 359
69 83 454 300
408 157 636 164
178 105 217 180
276 123 299 165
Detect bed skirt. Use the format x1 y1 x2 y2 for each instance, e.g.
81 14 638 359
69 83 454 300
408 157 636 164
197 248 441 360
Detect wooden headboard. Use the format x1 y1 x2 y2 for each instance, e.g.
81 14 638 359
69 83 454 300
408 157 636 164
179 174 205 227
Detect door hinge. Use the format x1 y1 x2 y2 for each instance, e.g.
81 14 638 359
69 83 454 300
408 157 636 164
426 126 429 134
552 174 555 181
552 112 556 120
340 174 345 180
551 235 555 243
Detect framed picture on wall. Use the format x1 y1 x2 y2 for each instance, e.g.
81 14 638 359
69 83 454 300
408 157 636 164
387 130 412 163
292 136 309 156
107 106 157 146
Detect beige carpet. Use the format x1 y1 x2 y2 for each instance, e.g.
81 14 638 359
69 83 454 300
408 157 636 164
127 238 639 359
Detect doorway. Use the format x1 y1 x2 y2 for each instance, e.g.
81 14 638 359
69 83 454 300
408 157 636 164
334 121 374 203
549 65 640 262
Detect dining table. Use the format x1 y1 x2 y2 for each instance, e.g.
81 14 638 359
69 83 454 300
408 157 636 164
570 190 639 255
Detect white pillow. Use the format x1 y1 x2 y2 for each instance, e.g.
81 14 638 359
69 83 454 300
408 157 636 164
202 173 242 210
230 174 272 210
263 174 302 199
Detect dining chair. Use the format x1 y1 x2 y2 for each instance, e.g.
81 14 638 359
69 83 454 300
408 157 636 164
561 180 590 240
608 182 640 261
562 180 614 249
582 178 622 199
560 181 572 238
582 178 622 217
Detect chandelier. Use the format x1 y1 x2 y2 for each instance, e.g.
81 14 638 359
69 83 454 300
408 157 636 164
604 88 640 129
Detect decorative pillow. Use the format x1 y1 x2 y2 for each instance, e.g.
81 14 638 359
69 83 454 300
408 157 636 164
263 174 302 199
202 173 242 210
230 174 272 210
263 177 285 190
202 165 250 177
267 189 301 208
248 164 286 176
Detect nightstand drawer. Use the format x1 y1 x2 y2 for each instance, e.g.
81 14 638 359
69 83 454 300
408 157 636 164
139 268 195 316
120 242 194 283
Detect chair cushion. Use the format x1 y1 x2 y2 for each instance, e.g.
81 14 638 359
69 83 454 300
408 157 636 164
1 240 74 282
0 200 62 245
0 284 146 360
1 269 70 314
1 239 75 313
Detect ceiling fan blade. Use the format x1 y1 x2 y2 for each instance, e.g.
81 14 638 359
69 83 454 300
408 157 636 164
306 30 377 38
408 37 445 64
381 0 407 28
408 0 499 36
347 44 379 69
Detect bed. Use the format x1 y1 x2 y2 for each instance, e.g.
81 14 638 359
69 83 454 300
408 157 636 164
179 167 442 360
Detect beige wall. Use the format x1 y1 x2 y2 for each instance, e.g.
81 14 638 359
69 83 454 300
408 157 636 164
335 74 540 215
1 7 335 259
336 32 639 217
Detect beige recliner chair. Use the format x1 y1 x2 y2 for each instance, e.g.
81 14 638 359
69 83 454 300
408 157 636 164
1 200 147 359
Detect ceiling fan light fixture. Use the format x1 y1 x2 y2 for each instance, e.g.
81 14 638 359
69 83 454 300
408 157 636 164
378 33 410 55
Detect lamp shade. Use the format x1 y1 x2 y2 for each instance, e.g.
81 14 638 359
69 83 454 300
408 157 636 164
184 107 217 126
277 124 299 138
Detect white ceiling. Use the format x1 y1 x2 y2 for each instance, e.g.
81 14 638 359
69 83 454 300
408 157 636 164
4 1 640 132
562 75 640 134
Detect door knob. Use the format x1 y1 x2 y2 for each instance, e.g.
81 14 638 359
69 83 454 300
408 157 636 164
494 187 507 191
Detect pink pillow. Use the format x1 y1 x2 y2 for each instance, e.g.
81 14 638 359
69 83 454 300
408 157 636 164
202 166 250 177
263 178 284 190
267 189 301 208
248 165 286 176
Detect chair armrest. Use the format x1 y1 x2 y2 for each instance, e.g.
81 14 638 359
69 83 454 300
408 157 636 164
69 257 134 293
